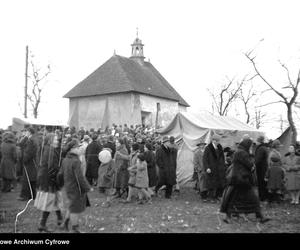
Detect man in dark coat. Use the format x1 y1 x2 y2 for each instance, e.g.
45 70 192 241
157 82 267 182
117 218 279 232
18 127 38 201
203 134 226 201
85 133 102 186
220 138 271 224
254 135 269 201
154 136 177 199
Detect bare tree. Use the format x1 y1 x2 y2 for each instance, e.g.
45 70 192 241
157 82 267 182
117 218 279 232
238 83 257 124
208 76 247 116
27 52 51 118
251 108 267 129
245 50 300 144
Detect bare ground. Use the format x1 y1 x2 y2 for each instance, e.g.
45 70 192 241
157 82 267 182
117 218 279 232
1 183 300 233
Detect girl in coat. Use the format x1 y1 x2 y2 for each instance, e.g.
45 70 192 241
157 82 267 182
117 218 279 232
282 145 300 204
57 139 91 233
135 153 152 204
97 148 116 207
34 132 64 232
264 155 285 204
220 138 270 224
0 132 17 192
117 143 140 203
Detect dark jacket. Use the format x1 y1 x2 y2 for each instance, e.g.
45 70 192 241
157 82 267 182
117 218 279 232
229 139 255 188
57 152 90 213
156 145 177 186
144 150 157 187
254 144 269 175
23 136 38 181
265 165 285 191
0 140 17 180
203 143 226 189
37 143 61 193
85 140 102 179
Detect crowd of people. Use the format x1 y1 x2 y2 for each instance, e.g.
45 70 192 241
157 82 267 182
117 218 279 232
0 124 177 233
193 134 300 224
0 123 300 232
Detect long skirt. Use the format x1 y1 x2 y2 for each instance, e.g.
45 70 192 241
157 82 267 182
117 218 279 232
220 185 261 215
34 190 63 212
285 171 300 191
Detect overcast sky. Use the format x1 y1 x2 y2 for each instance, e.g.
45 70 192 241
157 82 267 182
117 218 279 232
1 0 300 138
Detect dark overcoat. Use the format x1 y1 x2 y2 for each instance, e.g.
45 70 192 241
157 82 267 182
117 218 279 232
220 139 261 215
85 140 102 180
23 136 38 181
229 142 255 188
37 143 61 193
156 145 177 186
16 136 28 177
202 143 226 190
57 152 90 213
254 143 269 200
144 150 157 187
113 145 129 189
0 141 17 180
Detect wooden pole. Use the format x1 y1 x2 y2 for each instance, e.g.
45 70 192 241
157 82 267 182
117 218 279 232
24 45 28 118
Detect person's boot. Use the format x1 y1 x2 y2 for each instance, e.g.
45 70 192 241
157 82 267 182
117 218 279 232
256 212 271 224
223 213 232 224
59 218 70 231
56 210 63 226
38 212 51 232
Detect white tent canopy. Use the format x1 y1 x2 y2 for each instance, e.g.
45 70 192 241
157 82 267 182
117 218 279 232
157 112 265 185
11 117 67 132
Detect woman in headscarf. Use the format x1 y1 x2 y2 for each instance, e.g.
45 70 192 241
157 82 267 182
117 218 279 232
34 132 63 232
113 138 129 198
57 139 91 233
0 132 17 192
220 138 270 224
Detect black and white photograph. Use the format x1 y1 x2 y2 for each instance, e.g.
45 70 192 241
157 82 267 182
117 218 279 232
0 0 300 237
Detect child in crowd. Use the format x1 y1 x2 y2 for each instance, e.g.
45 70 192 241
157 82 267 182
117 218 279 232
135 153 152 204
264 155 285 204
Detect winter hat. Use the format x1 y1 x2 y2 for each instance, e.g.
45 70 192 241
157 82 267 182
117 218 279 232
98 149 112 164
65 138 80 153
145 143 153 151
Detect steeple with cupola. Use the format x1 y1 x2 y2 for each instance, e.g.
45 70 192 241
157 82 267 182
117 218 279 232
130 28 145 62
